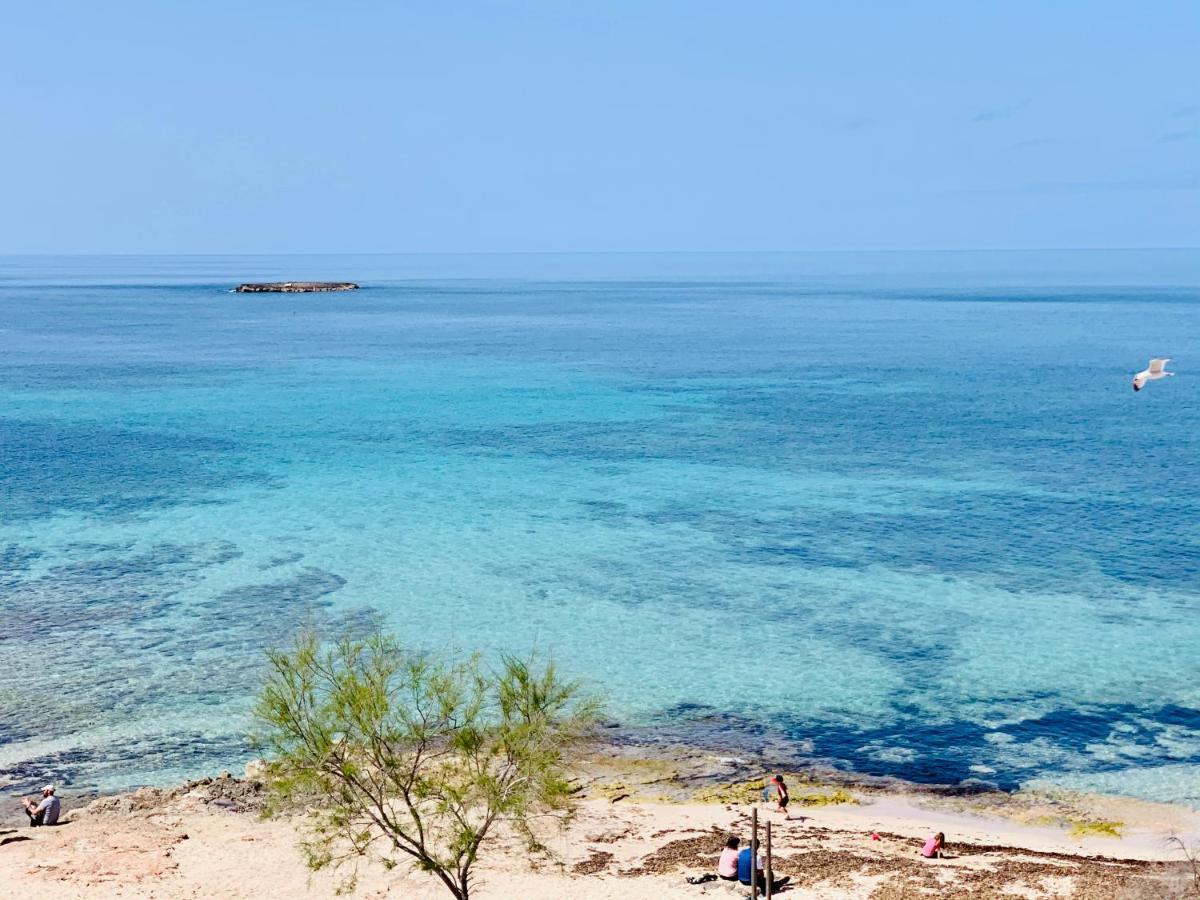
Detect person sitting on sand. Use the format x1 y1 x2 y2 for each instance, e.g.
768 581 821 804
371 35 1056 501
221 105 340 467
920 832 946 859
717 835 741 881
21 785 60 827
767 774 790 819
737 843 790 892
685 836 743 886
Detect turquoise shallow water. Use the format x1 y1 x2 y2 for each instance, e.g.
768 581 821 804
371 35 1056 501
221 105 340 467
2 251 1199 802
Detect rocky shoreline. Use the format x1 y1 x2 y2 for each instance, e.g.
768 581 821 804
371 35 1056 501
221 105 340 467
4 734 1194 838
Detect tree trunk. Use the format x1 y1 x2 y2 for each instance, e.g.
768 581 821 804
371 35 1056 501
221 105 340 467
433 867 466 900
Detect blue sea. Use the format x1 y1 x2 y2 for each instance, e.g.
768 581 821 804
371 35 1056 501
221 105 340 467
2 251 1199 804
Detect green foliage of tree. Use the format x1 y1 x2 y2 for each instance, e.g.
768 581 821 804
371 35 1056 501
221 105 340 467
254 628 600 899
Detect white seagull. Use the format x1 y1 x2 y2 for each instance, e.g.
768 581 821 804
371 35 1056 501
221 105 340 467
1132 358 1174 392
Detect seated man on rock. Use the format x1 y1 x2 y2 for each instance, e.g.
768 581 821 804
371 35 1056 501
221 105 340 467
21 785 61 827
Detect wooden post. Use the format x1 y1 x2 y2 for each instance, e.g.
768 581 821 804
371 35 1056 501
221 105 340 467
765 821 773 899
750 806 759 898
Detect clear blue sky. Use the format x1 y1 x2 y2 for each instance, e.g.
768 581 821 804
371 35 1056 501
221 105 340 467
3 1 1197 253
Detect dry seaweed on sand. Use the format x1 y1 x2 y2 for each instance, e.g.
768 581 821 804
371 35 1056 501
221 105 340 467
623 828 728 876
572 851 615 875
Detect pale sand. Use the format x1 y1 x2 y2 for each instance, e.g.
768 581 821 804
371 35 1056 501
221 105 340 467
3 773 1198 899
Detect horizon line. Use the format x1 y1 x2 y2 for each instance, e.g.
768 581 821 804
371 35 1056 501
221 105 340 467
1 246 1199 258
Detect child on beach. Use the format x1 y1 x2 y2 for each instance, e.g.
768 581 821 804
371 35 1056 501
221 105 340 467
920 832 946 859
767 774 790 819
717 836 741 881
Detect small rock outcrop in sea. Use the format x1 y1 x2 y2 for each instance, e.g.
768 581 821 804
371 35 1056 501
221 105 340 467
234 281 359 293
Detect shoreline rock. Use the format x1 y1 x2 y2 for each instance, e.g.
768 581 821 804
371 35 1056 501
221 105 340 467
77 772 268 819
234 282 359 293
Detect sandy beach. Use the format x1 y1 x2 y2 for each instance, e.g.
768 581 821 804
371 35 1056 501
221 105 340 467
4 751 1198 899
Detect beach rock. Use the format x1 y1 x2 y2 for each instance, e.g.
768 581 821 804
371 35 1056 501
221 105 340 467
234 282 358 293
79 773 268 819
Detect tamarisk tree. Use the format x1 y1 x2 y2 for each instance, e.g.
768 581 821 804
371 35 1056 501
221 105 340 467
255 629 599 899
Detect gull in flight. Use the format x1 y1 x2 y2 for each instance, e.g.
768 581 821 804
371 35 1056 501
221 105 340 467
1132 358 1174 392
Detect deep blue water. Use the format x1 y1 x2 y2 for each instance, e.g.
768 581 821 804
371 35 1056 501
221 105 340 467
2 251 1199 803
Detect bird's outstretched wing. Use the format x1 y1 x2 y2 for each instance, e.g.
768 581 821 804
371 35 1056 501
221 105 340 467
1149 358 1170 374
